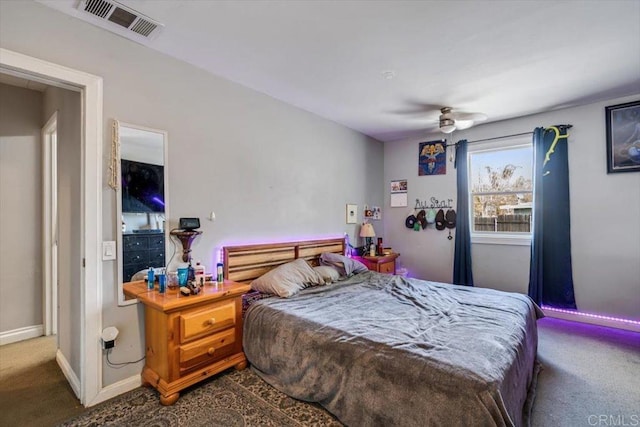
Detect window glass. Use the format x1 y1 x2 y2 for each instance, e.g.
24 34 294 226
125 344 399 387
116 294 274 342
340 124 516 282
469 144 533 235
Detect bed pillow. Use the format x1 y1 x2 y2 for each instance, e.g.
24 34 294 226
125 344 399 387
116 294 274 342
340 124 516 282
313 265 341 284
250 258 325 298
319 252 369 277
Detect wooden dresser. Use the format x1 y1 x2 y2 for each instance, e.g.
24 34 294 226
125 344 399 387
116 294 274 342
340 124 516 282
124 280 251 405
354 253 400 274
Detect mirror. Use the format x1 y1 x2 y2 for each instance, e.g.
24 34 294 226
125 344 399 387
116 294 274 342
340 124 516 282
115 121 168 305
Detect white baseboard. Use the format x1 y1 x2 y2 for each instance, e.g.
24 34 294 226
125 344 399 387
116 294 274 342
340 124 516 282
543 309 640 333
56 349 81 399
0 325 44 346
87 374 142 407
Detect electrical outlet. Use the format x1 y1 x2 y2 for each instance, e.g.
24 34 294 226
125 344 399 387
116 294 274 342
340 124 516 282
101 326 119 350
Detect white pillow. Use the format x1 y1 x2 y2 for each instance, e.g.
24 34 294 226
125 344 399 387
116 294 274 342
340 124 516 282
313 265 341 284
250 258 324 298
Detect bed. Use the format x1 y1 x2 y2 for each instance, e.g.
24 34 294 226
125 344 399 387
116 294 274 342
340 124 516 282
224 238 542 427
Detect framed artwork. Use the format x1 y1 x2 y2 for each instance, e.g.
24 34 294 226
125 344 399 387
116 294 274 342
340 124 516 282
346 204 358 224
419 140 447 176
606 100 640 173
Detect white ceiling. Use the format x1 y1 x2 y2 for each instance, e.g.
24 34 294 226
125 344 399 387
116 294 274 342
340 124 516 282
40 0 640 142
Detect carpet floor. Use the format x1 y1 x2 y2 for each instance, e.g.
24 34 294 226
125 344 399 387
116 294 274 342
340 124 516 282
532 318 640 427
0 335 84 427
1 318 638 426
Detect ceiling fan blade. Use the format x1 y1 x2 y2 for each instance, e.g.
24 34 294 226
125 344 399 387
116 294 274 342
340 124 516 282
454 119 475 130
453 112 487 122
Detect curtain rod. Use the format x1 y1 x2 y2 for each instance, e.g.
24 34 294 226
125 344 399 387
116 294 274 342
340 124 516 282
445 124 573 147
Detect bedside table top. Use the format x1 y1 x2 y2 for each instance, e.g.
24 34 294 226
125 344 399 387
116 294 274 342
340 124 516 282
357 253 400 263
123 280 251 312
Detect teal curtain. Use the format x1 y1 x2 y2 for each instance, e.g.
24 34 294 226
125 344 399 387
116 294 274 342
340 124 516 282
453 140 473 286
528 126 576 308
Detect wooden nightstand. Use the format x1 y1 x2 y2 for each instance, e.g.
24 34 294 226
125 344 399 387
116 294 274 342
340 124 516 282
123 280 251 405
354 253 400 274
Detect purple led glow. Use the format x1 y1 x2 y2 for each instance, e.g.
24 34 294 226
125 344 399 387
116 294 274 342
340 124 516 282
542 305 640 326
152 196 165 207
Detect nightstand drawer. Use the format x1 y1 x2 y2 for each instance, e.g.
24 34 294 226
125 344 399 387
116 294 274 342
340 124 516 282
179 302 236 343
179 328 236 372
379 261 395 274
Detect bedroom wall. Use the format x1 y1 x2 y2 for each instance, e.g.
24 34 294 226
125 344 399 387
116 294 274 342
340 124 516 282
0 1 385 387
384 93 640 323
42 86 83 379
0 83 43 336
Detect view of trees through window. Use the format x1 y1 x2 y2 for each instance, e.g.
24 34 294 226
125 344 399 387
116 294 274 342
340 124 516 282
469 145 533 233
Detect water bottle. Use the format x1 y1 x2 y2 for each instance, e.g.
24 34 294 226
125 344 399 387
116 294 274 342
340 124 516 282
147 267 154 290
217 262 223 283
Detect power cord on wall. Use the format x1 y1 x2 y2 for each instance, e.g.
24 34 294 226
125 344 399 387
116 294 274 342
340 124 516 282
106 348 145 369
165 227 180 270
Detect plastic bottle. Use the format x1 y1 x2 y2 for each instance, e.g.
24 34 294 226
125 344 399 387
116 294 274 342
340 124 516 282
194 261 205 286
217 262 223 283
187 261 195 283
147 267 154 290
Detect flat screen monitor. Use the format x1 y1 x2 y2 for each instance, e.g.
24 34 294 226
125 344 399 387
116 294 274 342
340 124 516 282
121 159 165 213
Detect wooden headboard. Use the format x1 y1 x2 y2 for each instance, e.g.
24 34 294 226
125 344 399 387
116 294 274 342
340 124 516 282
223 237 345 283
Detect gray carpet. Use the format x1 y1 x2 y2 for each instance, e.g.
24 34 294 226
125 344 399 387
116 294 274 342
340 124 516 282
532 318 640 427
2 318 639 426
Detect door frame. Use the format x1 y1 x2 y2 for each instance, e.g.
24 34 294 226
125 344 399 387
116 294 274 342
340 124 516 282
42 111 58 336
0 48 103 406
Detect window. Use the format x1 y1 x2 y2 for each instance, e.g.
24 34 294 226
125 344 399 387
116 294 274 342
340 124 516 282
468 136 533 245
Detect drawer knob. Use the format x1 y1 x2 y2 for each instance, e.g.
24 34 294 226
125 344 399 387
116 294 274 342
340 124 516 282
206 318 216 326
207 347 215 356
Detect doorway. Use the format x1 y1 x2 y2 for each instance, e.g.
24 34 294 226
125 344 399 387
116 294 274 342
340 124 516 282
0 47 103 407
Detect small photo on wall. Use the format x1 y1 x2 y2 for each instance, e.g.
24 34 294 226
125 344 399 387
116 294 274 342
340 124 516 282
372 206 382 220
419 140 447 176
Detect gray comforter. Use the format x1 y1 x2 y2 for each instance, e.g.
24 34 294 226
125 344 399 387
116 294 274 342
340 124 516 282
243 271 543 427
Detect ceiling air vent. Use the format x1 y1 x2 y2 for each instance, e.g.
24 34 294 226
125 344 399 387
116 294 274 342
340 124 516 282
77 0 163 41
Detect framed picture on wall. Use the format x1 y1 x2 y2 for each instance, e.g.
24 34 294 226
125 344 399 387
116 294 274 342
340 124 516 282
419 140 447 176
606 100 640 173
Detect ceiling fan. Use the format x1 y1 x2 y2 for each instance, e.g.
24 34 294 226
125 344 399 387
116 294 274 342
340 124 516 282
437 107 487 134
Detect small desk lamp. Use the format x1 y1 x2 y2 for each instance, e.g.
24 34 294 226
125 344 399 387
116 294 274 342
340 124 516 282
360 223 376 256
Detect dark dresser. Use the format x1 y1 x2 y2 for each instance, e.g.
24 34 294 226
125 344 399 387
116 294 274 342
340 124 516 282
123 230 165 282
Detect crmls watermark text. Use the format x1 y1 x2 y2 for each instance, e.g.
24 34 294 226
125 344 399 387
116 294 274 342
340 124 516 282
588 415 639 426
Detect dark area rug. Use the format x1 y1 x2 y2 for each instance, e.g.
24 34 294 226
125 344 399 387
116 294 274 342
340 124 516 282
58 368 343 427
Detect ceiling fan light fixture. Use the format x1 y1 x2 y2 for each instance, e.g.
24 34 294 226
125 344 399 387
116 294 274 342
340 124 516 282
439 118 456 134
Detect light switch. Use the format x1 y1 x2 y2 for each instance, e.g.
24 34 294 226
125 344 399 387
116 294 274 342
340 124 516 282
102 241 116 261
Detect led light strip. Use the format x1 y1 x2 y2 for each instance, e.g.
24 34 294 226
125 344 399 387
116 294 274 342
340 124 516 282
542 305 640 326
